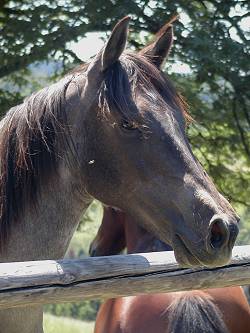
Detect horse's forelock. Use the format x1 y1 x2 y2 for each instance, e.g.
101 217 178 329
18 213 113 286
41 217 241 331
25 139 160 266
98 52 190 127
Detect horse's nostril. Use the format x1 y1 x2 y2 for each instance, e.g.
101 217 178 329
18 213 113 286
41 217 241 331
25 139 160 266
209 218 229 250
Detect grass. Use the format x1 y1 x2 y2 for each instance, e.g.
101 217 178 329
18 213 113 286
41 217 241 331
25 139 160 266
44 313 94 333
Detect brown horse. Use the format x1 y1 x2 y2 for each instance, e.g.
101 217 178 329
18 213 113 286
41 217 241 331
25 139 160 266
0 17 239 332
91 207 250 333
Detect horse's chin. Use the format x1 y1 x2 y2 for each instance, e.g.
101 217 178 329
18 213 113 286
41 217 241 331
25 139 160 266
172 235 201 268
172 234 231 268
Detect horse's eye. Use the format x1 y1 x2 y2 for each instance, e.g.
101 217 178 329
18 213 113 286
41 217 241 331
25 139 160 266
121 120 137 131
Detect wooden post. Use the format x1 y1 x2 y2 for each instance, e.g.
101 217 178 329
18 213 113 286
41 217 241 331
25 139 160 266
0 245 250 309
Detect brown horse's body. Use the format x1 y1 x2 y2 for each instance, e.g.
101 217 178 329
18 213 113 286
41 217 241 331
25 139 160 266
95 288 250 333
91 208 250 333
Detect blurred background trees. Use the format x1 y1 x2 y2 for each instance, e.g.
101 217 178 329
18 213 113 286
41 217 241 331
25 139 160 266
0 0 249 327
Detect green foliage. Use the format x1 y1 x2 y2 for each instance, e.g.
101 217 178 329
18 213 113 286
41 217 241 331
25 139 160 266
44 300 100 322
66 201 103 258
78 200 103 232
43 314 94 333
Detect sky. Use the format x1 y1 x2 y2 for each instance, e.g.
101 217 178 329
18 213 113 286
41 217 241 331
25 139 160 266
69 12 193 74
69 9 249 75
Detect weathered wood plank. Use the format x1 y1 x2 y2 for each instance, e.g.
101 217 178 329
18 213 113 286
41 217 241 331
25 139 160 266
0 245 250 309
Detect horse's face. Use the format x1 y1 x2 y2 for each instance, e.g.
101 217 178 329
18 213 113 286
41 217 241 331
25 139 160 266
75 17 239 267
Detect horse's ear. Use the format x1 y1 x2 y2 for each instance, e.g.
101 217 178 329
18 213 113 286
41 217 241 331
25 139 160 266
140 16 178 68
101 16 130 71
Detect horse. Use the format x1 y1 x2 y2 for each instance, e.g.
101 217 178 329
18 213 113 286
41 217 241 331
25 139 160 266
0 16 239 332
91 207 250 333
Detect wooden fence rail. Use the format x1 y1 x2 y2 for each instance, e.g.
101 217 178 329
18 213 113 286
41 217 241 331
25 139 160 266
0 245 250 309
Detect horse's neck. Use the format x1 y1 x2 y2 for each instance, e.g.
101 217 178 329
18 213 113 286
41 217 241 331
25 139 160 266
0 164 91 262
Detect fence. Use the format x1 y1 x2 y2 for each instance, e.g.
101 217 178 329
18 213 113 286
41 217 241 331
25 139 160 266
0 245 250 309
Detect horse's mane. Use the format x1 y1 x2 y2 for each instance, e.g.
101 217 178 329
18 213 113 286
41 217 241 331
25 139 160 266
0 52 189 248
0 76 73 247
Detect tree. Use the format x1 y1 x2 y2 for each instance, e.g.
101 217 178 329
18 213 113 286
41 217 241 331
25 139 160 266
0 0 249 210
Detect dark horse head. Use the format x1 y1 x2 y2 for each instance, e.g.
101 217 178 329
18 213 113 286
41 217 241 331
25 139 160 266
0 17 239 267
77 17 239 267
